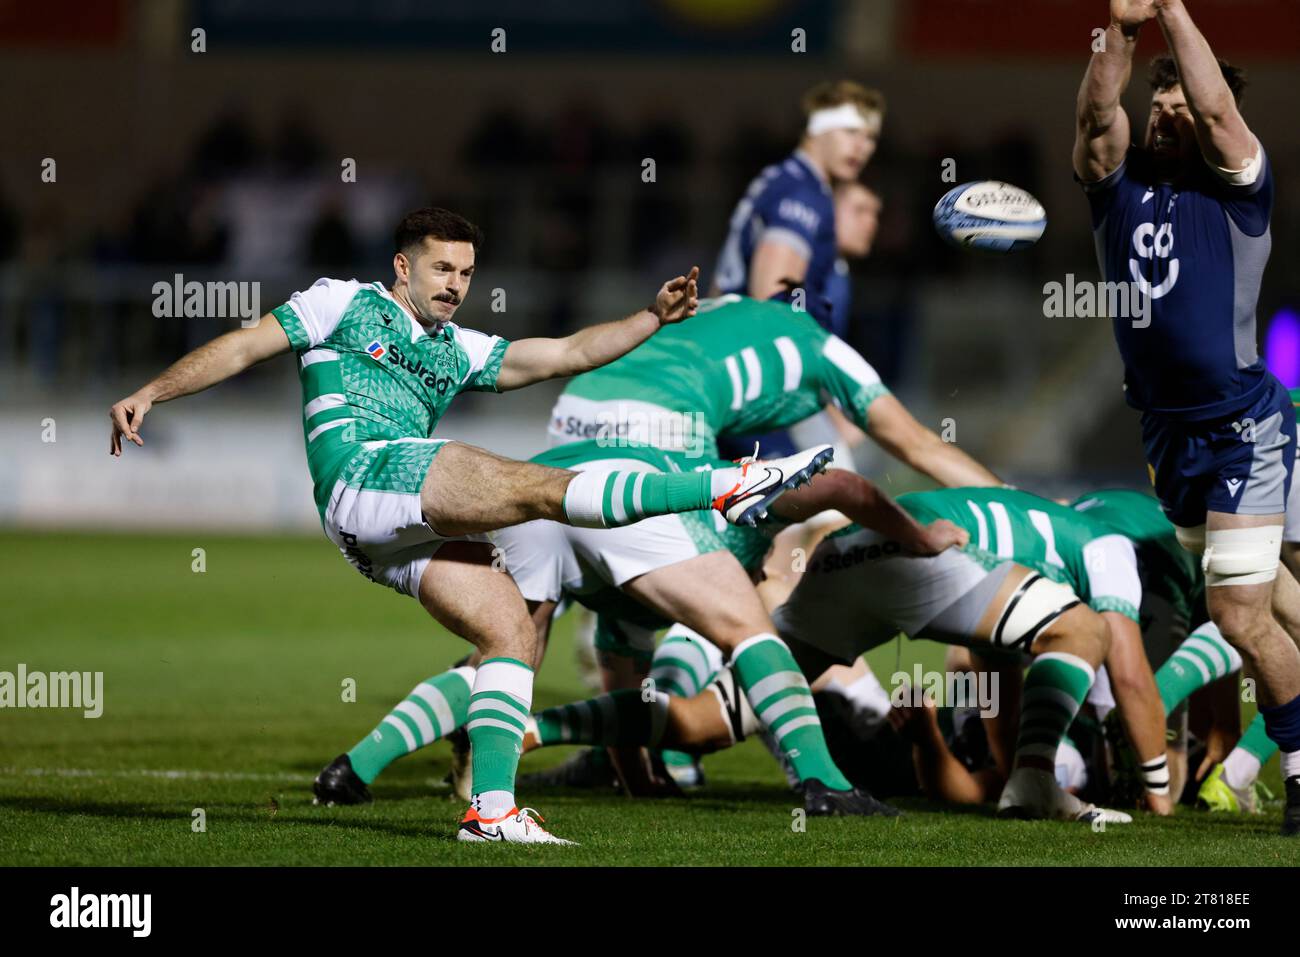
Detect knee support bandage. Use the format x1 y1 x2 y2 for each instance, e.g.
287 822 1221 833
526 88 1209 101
1202 525 1282 587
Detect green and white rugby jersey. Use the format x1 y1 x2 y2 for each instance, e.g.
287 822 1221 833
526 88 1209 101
1071 488 1204 633
898 487 1142 622
271 279 509 519
552 295 890 457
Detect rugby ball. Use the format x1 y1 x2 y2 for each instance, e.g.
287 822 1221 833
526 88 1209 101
932 181 1046 252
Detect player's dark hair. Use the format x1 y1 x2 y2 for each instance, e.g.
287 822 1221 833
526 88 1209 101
1148 54 1248 106
394 207 483 256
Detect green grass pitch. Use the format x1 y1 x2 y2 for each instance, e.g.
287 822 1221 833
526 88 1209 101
0 530 1293 866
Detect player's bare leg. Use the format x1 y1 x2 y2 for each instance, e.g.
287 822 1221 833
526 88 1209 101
620 550 773 656
444 597 555 804
420 440 836 537
1282 541 1300 583
1200 513 1300 706
1198 511 1300 834
417 542 535 661
912 563 1124 823
525 549 896 815
928 564 1109 682
1270 557 1300 652
420 444 572 535
625 550 887 809
411 543 573 844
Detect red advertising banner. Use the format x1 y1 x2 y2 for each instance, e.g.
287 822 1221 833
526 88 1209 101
904 0 1300 58
0 0 125 48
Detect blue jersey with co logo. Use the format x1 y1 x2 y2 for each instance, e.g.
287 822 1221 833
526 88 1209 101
1083 145 1273 421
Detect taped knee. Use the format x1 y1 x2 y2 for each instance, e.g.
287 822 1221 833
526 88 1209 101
1203 526 1282 587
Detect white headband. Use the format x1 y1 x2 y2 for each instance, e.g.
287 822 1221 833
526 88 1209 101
806 103 872 137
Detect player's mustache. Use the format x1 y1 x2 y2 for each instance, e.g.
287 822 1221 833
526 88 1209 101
434 293 460 306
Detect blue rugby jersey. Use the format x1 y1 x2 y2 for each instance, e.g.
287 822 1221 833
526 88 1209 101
1082 145 1274 421
714 150 838 327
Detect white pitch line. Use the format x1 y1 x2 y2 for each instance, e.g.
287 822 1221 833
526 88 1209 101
0 766 453 789
0 766 310 783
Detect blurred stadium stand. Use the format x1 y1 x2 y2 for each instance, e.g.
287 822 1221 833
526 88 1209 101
2 0 1298 527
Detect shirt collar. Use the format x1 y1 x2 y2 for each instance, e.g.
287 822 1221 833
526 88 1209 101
374 282 448 342
792 149 830 190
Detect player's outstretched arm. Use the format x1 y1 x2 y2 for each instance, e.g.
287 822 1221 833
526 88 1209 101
494 267 699 391
771 468 969 556
1155 0 1256 171
108 314 291 455
864 394 1003 489
1073 2 1151 182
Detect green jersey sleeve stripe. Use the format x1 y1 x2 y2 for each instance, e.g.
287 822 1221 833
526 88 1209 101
1089 596 1140 622
272 303 310 352
622 471 639 519
465 338 510 393
305 405 353 430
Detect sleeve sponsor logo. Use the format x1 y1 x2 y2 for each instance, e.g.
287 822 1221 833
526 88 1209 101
776 198 820 232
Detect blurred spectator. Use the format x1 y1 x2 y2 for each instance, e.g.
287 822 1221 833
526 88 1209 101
20 202 71 384
307 199 358 271
271 107 326 177
0 183 19 263
191 108 261 181
462 108 537 168
627 114 694 263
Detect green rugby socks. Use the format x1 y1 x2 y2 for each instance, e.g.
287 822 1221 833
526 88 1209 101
650 627 724 772
346 666 475 783
531 689 670 748
731 633 852 791
467 657 533 819
562 468 712 529
1155 622 1242 715
1014 652 1095 772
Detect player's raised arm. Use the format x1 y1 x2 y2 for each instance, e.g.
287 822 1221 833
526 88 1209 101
494 267 699 391
1154 0 1256 171
109 314 291 455
1072 1 1151 182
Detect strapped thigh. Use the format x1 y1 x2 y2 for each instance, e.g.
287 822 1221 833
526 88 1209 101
918 563 1082 652
1202 525 1282 587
